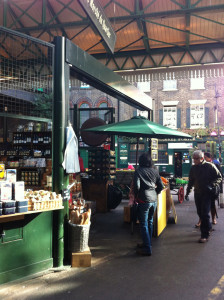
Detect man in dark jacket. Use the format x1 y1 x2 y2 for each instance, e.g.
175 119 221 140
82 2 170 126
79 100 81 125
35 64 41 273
204 152 223 224
185 150 222 243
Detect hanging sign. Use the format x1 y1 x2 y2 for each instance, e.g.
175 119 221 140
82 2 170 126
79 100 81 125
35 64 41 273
151 150 158 161
78 0 116 53
151 138 158 150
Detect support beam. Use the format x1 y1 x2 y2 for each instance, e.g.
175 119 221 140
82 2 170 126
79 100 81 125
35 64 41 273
52 36 70 267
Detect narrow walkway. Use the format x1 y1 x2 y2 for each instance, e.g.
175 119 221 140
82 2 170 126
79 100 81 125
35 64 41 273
1 192 224 300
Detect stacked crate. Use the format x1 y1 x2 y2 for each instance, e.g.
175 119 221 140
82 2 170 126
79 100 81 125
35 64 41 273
88 149 116 180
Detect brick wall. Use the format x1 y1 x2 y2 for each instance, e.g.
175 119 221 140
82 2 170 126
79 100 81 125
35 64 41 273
70 72 224 131
149 76 224 129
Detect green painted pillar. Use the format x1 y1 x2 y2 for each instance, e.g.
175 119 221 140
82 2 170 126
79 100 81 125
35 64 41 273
52 36 70 267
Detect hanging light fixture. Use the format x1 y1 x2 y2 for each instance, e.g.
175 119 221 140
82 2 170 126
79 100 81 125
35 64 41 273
220 130 224 136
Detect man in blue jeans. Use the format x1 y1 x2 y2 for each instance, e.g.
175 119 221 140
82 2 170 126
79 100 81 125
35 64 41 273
133 152 164 256
185 150 222 243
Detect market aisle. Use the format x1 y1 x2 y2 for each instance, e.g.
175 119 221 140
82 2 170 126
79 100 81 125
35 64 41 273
1 192 224 300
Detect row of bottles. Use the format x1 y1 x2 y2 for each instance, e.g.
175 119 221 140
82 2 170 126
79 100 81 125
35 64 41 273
13 132 51 144
33 134 51 144
13 133 32 144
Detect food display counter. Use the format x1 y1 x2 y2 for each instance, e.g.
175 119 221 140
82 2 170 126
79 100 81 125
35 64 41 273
0 185 64 285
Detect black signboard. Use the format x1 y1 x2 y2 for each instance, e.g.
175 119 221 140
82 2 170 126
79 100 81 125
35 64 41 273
62 189 70 202
78 0 116 53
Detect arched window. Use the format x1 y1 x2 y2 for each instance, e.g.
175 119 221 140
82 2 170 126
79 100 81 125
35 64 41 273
98 101 108 120
80 102 90 126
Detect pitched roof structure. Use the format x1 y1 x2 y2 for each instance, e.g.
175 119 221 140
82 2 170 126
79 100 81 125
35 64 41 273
0 0 223 72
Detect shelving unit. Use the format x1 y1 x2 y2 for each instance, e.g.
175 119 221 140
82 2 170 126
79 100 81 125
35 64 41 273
12 131 52 158
0 131 52 190
88 149 116 180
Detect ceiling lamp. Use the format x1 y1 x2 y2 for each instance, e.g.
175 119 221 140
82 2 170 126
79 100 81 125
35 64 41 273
220 130 224 136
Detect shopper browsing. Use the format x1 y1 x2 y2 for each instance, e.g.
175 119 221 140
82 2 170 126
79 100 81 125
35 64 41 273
133 152 164 256
185 150 222 243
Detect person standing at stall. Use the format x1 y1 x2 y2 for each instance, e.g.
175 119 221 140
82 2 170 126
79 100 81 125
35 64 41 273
194 152 222 227
133 152 164 256
185 150 222 243
204 152 223 224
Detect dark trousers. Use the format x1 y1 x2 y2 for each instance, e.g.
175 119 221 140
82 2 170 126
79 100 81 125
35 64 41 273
194 192 212 239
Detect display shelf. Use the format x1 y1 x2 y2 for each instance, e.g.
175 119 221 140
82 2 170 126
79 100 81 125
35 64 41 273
0 207 64 223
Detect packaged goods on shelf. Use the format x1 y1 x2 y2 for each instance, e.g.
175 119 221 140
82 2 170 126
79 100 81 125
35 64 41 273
12 181 25 200
0 164 5 180
17 206 28 213
3 207 16 215
16 199 28 207
0 181 12 200
2 200 16 208
6 169 17 183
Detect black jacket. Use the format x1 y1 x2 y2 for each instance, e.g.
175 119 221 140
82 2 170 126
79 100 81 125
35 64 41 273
186 160 222 195
133 167 164 203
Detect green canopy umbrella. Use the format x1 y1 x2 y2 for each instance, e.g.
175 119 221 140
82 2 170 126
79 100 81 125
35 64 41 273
83 116 192 165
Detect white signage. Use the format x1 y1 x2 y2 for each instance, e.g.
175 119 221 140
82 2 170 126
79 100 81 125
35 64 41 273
168 143 193 149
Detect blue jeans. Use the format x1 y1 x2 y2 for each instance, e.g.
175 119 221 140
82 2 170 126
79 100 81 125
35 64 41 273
137 202 157 253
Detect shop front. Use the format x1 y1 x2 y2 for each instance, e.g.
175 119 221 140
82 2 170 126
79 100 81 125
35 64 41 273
158 141 194 178
0 27 152 284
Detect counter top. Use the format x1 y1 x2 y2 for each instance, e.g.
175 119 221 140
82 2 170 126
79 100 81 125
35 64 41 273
0 207 64 223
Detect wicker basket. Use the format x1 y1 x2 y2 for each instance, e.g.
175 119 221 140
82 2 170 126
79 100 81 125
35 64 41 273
68 221 91 252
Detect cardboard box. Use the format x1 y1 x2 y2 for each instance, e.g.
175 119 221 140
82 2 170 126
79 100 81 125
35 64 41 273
71 248 91 267
6 169 17 183
13 181 25 200
0 181 12 200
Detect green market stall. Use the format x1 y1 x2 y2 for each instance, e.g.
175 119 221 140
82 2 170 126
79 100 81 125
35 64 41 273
0 27 152 285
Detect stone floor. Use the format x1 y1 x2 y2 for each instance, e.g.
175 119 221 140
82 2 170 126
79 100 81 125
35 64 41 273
1 191 224 300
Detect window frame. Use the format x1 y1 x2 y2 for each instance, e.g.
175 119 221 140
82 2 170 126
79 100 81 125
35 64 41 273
188 100 207 129
162 79 177 91
163 106 177 129
190 77 205 90
136 81 151 92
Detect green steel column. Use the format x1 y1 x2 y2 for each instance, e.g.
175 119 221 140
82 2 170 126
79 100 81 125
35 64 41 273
52 36 70 267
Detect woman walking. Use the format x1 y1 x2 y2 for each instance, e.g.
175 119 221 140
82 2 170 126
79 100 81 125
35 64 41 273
133 152 164 256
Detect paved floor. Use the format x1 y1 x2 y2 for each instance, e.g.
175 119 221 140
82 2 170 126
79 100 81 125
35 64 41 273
1 191 224 300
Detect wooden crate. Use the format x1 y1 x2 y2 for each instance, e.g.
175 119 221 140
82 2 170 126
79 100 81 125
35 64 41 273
124 206 131 223
71 248 91 267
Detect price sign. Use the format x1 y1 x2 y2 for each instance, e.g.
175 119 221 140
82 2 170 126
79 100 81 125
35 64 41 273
62 189 70 202
151 138 158 150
